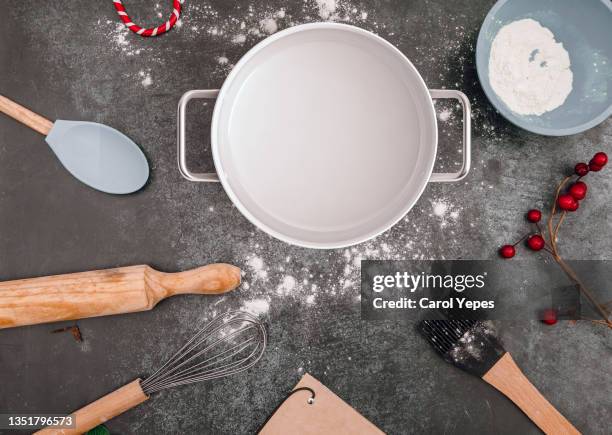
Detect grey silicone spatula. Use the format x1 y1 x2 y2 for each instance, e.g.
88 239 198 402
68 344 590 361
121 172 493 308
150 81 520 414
0 95 149 194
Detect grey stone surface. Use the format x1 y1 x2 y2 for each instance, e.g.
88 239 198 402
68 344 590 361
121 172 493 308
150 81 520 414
0 1 610 434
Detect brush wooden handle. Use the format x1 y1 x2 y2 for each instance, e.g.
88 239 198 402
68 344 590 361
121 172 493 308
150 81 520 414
0 94 53 136
483 353 580 435
0 263 241 329
35 378 148 435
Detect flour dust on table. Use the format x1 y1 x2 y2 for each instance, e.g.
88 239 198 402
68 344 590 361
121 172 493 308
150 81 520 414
241 298 271 316
489 18 573 116
100 1 375 89
232 197 466 317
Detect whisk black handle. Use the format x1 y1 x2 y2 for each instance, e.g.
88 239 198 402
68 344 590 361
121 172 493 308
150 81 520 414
35 379 149 435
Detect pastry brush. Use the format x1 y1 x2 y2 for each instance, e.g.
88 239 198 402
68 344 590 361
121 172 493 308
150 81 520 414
418 320 580 435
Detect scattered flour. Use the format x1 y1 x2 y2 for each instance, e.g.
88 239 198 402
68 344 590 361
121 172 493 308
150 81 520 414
449 321 497 364
431 199 461 228
228 200 463 312
315 0 338 20
489 18 573 116
432 200 448 217
138 70 153 87
277 275 297 295
141 74 152 87
438 108 452 122
260 17 278 34
232 34 247 44
247 256 268 281
79 340 92 353
111 22 129 48
241 298 270 316
108 22 141 56
217 56 229 65
102 1 372 56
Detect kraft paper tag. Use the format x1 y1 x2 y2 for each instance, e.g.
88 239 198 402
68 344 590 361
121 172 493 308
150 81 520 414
259 373 385 435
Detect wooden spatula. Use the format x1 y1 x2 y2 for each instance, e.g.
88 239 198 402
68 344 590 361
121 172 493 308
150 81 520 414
0 264 240 329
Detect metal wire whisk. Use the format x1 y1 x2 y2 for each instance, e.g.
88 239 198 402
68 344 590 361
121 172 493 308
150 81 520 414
36 311 267 435
141 310 267 394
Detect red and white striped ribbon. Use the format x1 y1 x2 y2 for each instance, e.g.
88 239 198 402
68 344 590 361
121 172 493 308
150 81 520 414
113 0 184 37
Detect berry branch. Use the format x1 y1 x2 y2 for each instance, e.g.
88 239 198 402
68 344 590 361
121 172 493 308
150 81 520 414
499 152 611 328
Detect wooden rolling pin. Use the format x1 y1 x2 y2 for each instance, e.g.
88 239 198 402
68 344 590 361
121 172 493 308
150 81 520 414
0 264 240 329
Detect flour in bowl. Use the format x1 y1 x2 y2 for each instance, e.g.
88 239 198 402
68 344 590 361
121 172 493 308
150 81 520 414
488 18 573 116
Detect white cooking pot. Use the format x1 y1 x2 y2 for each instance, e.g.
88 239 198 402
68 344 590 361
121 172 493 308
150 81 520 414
178 23 471 249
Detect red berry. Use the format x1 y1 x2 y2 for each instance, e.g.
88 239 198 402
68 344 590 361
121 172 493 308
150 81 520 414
541 308 558 325
568 181 587 200
557 194 578 211
574 162 589 177
499 245 516 258
526 234 545 251
526 209 542 223
589 162 603 172
591 152 608 167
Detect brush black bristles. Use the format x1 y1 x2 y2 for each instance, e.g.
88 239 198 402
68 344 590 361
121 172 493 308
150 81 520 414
418 320 506 377
418 320 477 355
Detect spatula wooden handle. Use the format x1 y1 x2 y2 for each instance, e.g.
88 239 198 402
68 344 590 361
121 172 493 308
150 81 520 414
0 263 241 329
483 353 581 435
0 94 53 136
35 378 148 435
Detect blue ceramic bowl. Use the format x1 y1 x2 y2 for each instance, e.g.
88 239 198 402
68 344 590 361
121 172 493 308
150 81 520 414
476 0 612 136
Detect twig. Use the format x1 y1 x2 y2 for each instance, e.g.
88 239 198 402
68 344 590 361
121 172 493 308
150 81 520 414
543 176 610 327
51 324 83 342
547 176 571 255
588 319 612 328
553 211 566 244
554 256 611 327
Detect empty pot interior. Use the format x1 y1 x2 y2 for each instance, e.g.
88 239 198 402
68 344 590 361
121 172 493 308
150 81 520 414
213 24 437 248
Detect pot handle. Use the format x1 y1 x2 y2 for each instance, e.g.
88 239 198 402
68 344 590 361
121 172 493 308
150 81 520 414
428 89 471 182
177 89 221 182
177 89 471 183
